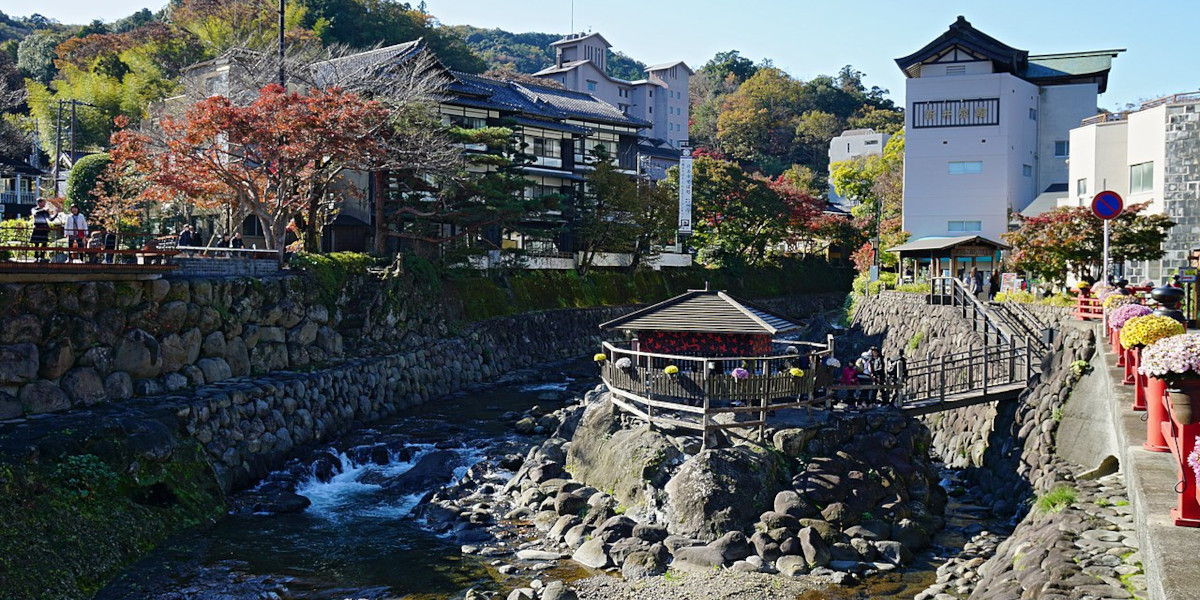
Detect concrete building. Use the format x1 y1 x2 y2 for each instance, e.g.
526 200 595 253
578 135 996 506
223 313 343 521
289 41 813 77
532 32 691 175
1067 93 1200 281
894 16 1121 272
827 128 890 211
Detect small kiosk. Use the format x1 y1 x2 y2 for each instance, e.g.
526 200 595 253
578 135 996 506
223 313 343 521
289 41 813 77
888 235 1010 283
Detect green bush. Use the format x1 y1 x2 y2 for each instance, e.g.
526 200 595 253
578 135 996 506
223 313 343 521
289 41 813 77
290 251 375 306
448 257 852 322
65 152 111 215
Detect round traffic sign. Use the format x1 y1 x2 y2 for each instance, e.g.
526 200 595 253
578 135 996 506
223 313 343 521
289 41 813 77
1092 191 1124 220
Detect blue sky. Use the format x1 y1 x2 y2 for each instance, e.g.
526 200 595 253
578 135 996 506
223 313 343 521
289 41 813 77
9 0 1196 110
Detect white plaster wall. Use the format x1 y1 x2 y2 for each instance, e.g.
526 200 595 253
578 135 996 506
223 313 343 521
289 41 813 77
1065 121 1129 208
1127 105 1167 215
902 72 1038 241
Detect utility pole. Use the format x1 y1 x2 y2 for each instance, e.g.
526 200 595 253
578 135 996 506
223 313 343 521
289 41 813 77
53 100 63 195
70 101 77 170
277 0 286 88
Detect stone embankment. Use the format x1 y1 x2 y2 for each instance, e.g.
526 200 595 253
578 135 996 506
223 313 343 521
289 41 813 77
852 292 1146 599
419 387 945 598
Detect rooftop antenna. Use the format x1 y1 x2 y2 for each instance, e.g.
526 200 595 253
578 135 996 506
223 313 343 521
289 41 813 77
570 0 574 33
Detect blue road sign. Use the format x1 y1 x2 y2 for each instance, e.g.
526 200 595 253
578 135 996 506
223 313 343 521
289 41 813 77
1092 191 1124 220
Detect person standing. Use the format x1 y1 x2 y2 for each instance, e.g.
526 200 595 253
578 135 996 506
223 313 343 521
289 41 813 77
988 270 1001 300
29 199 53 263
64 205 87 262
230 232 244 250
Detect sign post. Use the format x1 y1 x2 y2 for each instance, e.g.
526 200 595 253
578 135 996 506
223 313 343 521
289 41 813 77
677 142 693 236
1091 190 1124 285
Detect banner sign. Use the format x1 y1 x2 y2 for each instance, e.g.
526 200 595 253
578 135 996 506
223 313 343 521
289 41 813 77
678 144 693 235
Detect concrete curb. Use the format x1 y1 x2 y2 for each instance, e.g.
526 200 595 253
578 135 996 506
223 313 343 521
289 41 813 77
1095 326 1200 600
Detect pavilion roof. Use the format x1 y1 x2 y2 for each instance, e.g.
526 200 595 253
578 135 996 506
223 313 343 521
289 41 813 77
600 289 801 335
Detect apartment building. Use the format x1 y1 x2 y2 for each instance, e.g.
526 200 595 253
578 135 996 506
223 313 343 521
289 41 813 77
532 32 691 177
1067 93 1200 281
895 16 1121 264
827 128 891 211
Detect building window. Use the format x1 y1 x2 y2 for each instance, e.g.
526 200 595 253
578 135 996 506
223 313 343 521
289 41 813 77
948 220 982 233
948 161 983 175
649 90 653 98
912 98 999 128
530 137 561 160
649 106 653 113
1077 178 1087 198
864 139 879 145
1054 140 1069 157
586 80 597 92
1022 164 1032 177
1029 108 1037 121
1130 161 1154 193
618 103 629 112
242 215 264 237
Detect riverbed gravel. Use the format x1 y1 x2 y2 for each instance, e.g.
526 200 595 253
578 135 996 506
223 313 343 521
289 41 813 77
572 569 825 600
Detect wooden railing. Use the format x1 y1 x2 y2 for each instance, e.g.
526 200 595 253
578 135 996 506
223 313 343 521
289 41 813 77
599 340 832 447
1073 293 1103 321
930 277 1011 346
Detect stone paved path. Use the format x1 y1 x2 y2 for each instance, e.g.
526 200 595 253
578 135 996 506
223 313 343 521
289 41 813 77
916 471 1147 600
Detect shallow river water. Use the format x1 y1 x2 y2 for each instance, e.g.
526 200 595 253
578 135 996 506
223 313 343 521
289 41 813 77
95 359 998 600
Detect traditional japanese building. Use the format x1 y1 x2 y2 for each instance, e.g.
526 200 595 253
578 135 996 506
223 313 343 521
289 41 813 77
896 16 1121 271
600 289 801 356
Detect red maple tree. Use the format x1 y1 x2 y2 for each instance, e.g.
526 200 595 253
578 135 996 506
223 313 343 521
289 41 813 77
102 84 390 259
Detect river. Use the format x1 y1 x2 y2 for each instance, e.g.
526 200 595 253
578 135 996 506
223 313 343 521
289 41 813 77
94 359 1002 600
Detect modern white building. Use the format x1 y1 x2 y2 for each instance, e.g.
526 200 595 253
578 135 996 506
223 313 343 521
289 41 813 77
827 128 890 211
533 33 692 152
895 16 1121 271
1067 93 1200 281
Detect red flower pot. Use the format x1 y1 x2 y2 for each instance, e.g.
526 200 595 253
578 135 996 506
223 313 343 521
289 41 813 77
1167 382 1200 527
1133 348 1147 411
1123 346 1136 385
1144 377 1169 452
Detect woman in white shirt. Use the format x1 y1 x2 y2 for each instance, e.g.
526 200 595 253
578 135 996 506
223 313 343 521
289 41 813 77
64 205 88 262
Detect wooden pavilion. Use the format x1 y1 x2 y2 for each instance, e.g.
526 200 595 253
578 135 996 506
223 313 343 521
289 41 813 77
888 235 1010 282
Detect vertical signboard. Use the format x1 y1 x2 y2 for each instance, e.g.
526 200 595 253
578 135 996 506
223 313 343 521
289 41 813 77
678 143 693 235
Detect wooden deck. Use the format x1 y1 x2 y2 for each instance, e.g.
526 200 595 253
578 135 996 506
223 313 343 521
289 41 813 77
0 260 177 282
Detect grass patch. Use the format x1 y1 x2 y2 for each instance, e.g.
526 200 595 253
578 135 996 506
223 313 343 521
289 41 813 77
1115 500 1130 507
908 329 925 352
1035 485 1077 514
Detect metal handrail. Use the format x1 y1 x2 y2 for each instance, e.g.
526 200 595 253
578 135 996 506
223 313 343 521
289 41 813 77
931 277 1012 346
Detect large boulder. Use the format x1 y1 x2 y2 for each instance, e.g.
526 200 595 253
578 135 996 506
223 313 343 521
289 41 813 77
798 526 831 568
708 531 753 563
19 381 69 414
112 329 163 380
383 451 461 495
670 545 726 572
571 537 610 569
565 398 680 511
621 549 666 580
664 445 789 541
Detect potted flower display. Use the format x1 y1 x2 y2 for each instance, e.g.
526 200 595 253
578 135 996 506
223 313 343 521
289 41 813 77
1075 280 1093 297
731 367 750 380
1140 333 1200 427
1189 438 1200 504
1110 303 1152 366
1120 314 1185 411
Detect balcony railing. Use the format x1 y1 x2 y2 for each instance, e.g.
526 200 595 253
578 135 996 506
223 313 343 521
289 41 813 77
1081 112 1127 126
0 191 38 205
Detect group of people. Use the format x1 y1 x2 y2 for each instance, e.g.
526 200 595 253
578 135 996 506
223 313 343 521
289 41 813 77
177 225 245 256
824 346 907 407
962 267 1002 301
27 198 105 263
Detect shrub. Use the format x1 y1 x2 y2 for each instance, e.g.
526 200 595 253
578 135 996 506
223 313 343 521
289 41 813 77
290 251 374 306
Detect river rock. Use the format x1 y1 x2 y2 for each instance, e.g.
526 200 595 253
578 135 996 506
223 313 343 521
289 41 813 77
554 492 586 516
799 526 831 568
670 545 726 572
548 515 580 541
874 540 912 566
506 588 534 600
540 581 578 600
593 515 635 543
113 328 162 379
516 549 564 561
632 523 668 543
892 518 931 551
38 343 73 380
776 554 810 577
774 489 818 519
386 451 461 495
664 445 789 540
708 531 753 563
571 537 610 569
201 331 226 358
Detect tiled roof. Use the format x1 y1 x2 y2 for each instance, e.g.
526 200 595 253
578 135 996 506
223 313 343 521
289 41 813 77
311 40 424 86
514 82 649 127
600 290 802 335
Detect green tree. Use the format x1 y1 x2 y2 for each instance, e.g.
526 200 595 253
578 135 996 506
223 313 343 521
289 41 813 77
831 130 907 270
65 152 110 214
1004 203 1175 284
793 110 844 171
848 106 904 135
700 50 758 84
16 30 64 84
716 67 804 164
